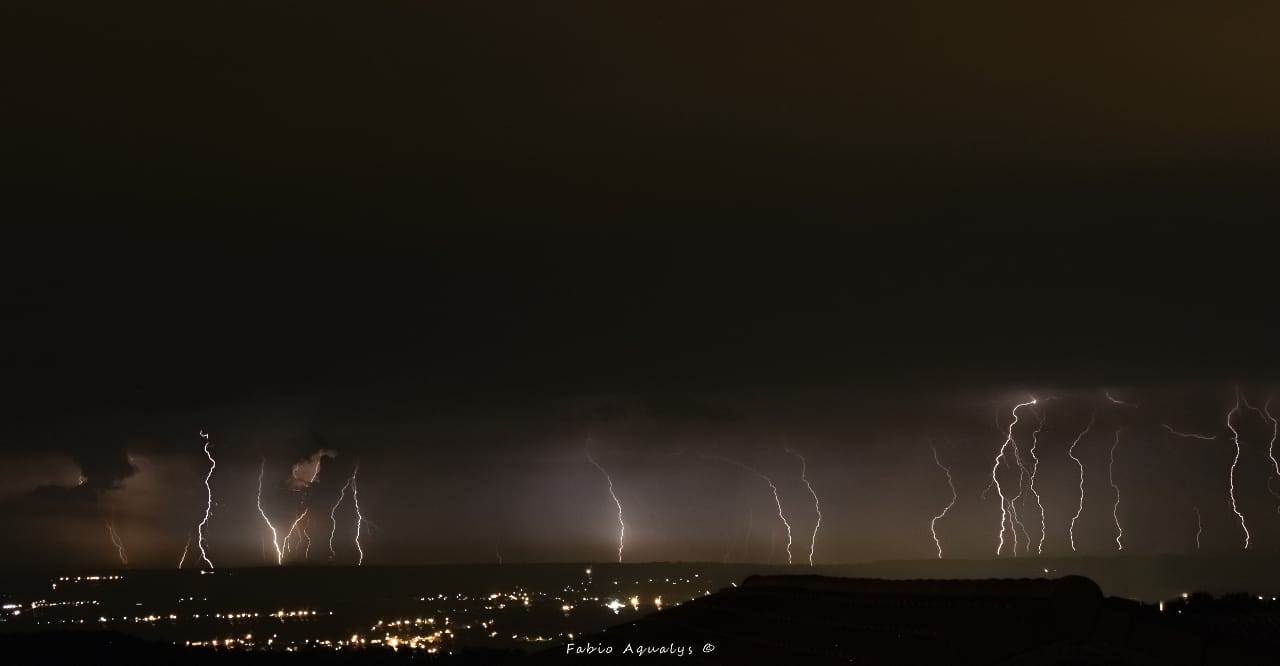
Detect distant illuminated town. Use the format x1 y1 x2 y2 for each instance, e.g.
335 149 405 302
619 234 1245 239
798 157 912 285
0 564 769 655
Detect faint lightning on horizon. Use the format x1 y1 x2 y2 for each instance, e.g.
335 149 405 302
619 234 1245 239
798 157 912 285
196 430 216 569
928 444 957 559
257 459 284 565
1067 411 1095 552
1226 388 1252 549
105 509 127 565
785 447 822 566
702 454 793 565
1109 430 1123 551
585 445 625 564
992 398 1037 556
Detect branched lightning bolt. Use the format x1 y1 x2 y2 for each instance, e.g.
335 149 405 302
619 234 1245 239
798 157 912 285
105 509 128 565
257 459 284 565
1226 388 1251 549
1029 409 1047 555
702 454 793 565
785 447 822 566
1067 411 1095 552
585 445 624 564
928 445 956 559
178 532 191 569
351 466 365 566
992 398 1036 556
1109 430 1123 551
328 476 352 561
196 430 216 569
283 509 309 561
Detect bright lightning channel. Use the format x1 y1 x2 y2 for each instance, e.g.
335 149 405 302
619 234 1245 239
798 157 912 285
257 459 284 565
1029 408 1047 555
328 476 352 561
702 454 793 565
1226 388 1251 549
351 466 365 566
928 444 957 559
1265 397 1280 514
283 509 309 562
585 445 625 564
1109 430 1123 551
992 398 1036 556
1067 411 1095 552
196 430 216 569
785 447 822 567
178 532 191 569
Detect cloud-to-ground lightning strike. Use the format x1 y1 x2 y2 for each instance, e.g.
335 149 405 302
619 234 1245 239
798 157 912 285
585 445 625 564
1194 506 1202 550
785 447 822 566
1264 398 1280 513
196 430 216 569
283 509 309 561
106 509 128 565
178 532 191 569
351 466 365 566
702 454 793 565
1109 430 1123 551
257 459 285 565
991 399 1036 556
1226 389 1251 549
1067 411 1095 552
928 445 956 559
1029 409 1048 555
328 476 353 560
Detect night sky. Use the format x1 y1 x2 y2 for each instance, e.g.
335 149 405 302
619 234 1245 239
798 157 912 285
3 1 1280 570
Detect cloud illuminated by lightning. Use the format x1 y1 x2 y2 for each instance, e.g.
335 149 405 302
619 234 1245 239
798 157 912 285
1109 430 1123 551
196 430 216 570
928 444 956 559
702 453 793 565
1067 411 1095 552
991 398 1036 556
257 459 284 565
585 444 625 564
1226 388 1251 549
785 447 822 566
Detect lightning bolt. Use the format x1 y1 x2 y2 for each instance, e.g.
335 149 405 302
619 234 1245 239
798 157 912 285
928 444 956 559
1067 411 1095 552
1193 505 1202 550
105 509 127 565
585 445 625 564
1264 397 1280 513
178 532 191 569
351 466 365 566
328 476 352 561
196 430 216 570
1109 430 1123 551
785 447 822 566
992 398 1036 556
1104 390 1138 408
283 509 309 561
702 453 793 565
303 526 312 560
1160 424 1217 440
1029 408 1047 555
257 459 284 565
1226 388 1251 549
